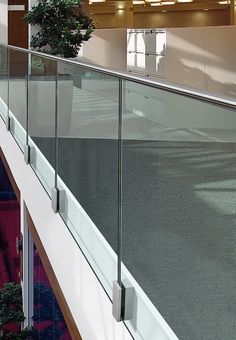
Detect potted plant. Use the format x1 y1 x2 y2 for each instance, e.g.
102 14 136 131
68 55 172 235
25 0 94 58
0 282 34 339
25 0 93 74
22 0 94 137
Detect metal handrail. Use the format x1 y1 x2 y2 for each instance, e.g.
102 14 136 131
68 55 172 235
2 43 236 110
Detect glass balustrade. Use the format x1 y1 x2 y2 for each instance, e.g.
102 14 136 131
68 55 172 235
8 48 28 151
122 80 236 340
28 55 57 197
0 45 8 122
56 62 119 297
0 43 236 340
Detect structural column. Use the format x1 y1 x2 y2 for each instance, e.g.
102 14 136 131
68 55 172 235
230 0 236 24
115 0 133 28
81 0 90 16
0 0 7 43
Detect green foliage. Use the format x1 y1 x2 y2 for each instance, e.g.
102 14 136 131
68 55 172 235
25 0 94 58
0 327 35 340
0 283 34 339
0 283 24 326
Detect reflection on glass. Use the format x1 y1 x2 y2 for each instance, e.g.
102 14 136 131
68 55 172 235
9 49 28 150
127 30 135 53
136 53 145 70
58 63 119 249
156 56 165 78
57 62 119 297
122 80 236 340
156 32 166 55
127 52 135 69
136 32 145 54
0 45 8 121
127 30 146 71
28 56 57 196
33 244 71 339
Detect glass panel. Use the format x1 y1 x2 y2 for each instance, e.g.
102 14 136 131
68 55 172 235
9 48 28 151
28 55 57 197
0 45 8 121
57 62 119 297
122 80 236 340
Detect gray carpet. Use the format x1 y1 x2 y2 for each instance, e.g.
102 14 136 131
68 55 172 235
33 136 236 340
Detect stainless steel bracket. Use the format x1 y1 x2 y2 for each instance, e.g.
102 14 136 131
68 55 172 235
24 144 30 164
6 115 10 131
112 280 134 322
52 187 59 213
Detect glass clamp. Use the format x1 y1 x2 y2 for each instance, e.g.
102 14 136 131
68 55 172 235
6 115 10 131
112 280 134 322
51 187 59 213
24 145 30 164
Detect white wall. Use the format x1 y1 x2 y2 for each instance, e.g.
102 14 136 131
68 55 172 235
205 25 236 97
166 27 206 91
0 0 8 43
166 26 236 98
87 27 236 99
26 20 236 100
78 29 127 71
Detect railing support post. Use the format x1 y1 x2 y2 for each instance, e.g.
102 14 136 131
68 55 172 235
112 78 134 322
52 62 59 213
6 48 10 131
24 54 30 164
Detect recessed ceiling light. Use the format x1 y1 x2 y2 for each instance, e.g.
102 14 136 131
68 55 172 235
219 0 230 4
89 0 105 3
133 0 145 4
146 0 161 2
204 8 209 10
161 1 175 4
151 2 161 5
162 10 167 12
177 0 193 2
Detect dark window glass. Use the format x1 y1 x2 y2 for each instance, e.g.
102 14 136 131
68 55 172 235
33 244 72 340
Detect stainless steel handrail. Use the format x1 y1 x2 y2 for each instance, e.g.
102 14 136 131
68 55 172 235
2 43 236 110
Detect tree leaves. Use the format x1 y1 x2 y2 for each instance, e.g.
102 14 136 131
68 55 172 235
0 283 34 339
25 0 94 58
